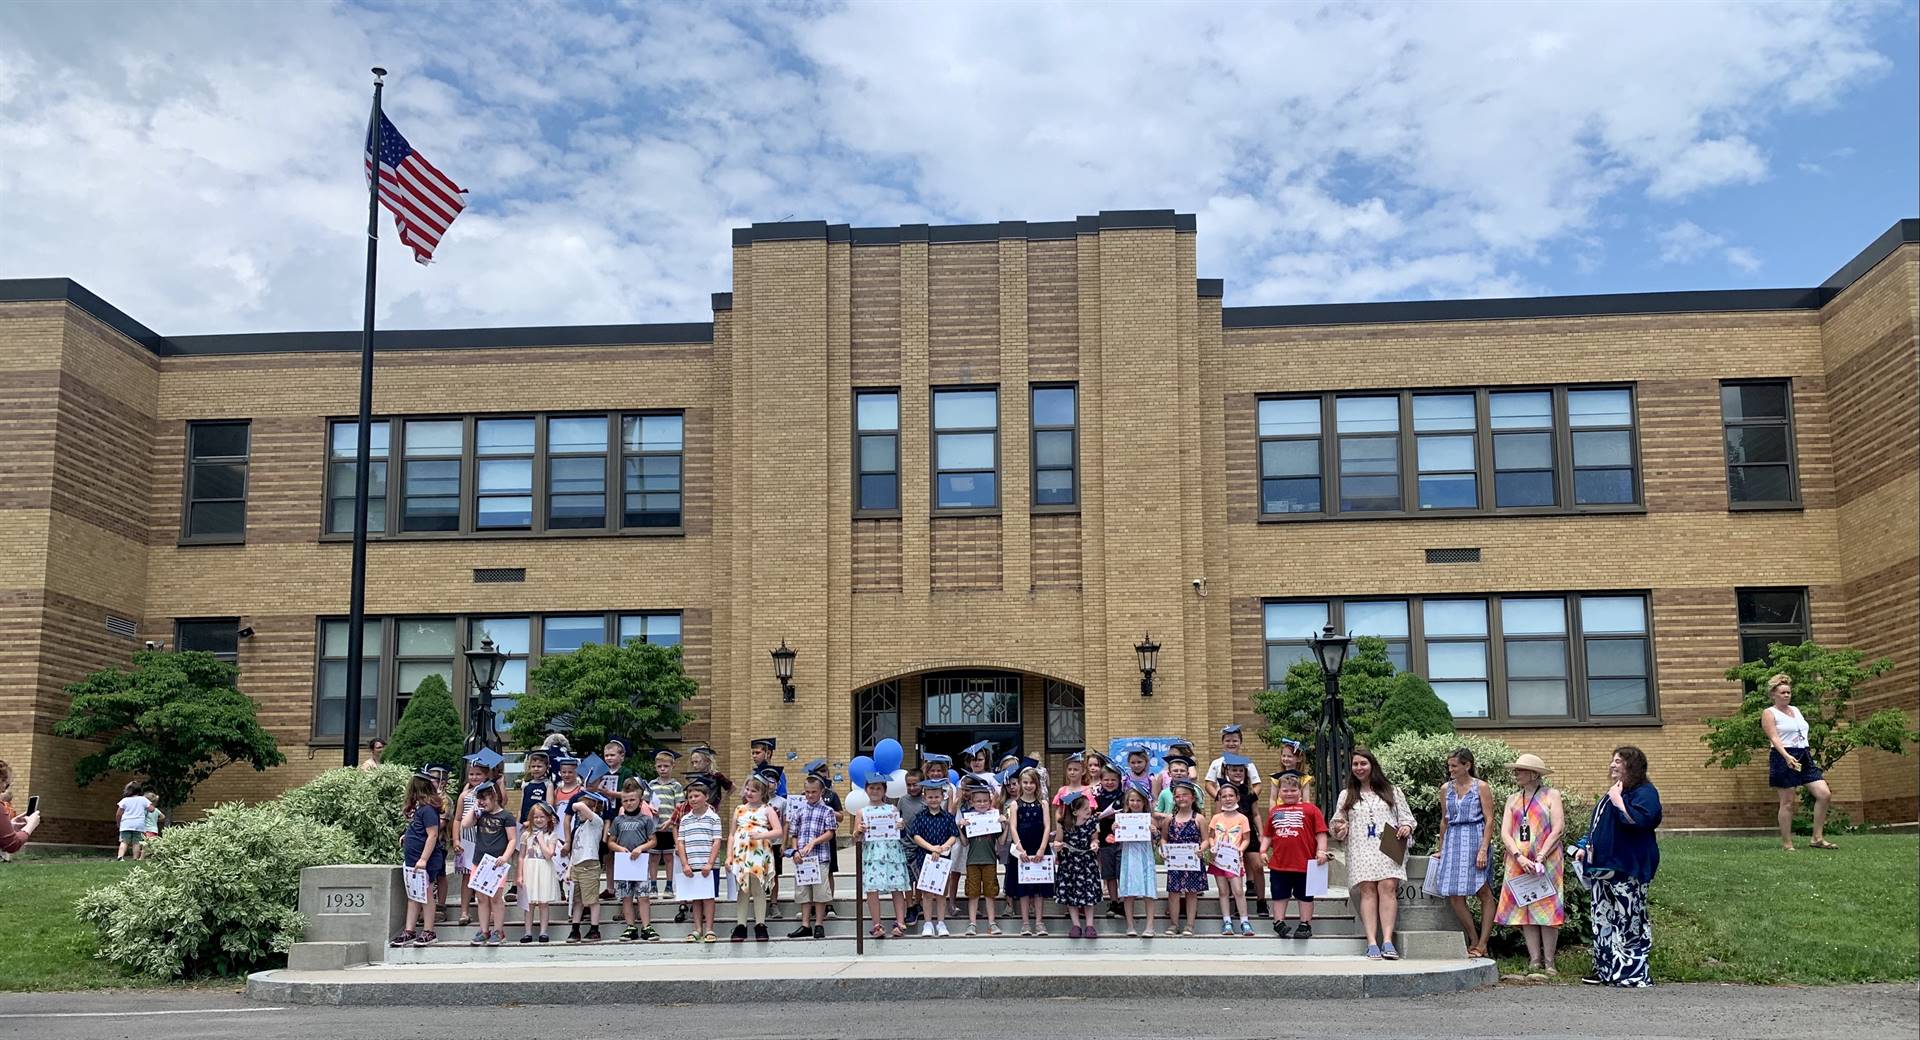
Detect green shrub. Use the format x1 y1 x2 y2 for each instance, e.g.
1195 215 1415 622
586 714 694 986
1368 672 1455 747
385 673 465 770
506 638 695 753
76 802 365 978
1255 636 1402 751
1376 731 1519 853
278 764 411 862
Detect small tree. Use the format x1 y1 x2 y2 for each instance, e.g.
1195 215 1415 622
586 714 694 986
54 650 284 815
1253 636 1412 752
1706 640 1911 772
1368 671 1456 747
384 673 465 769
506 638 696 753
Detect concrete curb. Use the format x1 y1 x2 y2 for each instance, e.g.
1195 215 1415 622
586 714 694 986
246 961 1497 1006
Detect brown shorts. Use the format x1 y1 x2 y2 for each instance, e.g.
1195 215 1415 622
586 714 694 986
965 863 1000 898
569 859 603 886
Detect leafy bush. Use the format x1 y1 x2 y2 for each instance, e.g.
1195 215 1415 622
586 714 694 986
278 764 411 862
1368 672 1456 747
1376 731 1519 853
506 638 695 753
76 802 365 978
384 673 465 770
1256 636 1403 751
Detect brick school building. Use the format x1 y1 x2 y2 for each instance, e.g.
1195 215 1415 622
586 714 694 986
2 212 1914 843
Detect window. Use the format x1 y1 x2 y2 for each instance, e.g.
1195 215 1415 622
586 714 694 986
855 391 900 513
547 416 609 529
1414 394 1478 509
1031 385 1078 509
1258 399 1322 514
542 615 607 655
326 420 389 534
1261 593 1657 724
1736 588 1808 668
183 421 249 542
393 619 454 724
1045 679 1086 751
854 680 900 754
474 418 535 529
617 613 683 646
923 672 1019 725
316 619 380 742
933 389 998 510
469 617 530 722
175 619 239 664
621 414 683 529
1336 396 1401 511
1722 382 1798 507
1256 385 1639 519
401 419 463 532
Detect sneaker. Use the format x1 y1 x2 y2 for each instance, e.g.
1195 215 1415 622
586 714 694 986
519 933 534 944
1294 923 1312 939
811 924 825 940
584 927 602 943
965 925 978 937
1220 919 1234 936
826 905 837 917
537 933 549 944
1380 942 1399 960
754 924 770 942
788 925 812 939
489 930 504 946
730 925 748 942
1365 944 1382 960
987 925 1002 936
417 931 437 945
1106 901 1123 918
566 929 582 945
619 926 639 943
920 923 935 938
674 904 689 924
1274 921 1293 938
935 922 951 937
906 907 923 926
389 931 415 947
470 931 486 946
1581 975 1605 986
640 926 662 942
1238 919 1255 936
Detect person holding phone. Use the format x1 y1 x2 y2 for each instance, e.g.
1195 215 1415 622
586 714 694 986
0 759 37 858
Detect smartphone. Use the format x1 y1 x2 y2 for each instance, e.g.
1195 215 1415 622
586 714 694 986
22 795 36 816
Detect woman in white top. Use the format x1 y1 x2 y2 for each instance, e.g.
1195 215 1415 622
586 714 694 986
1761 673 1835 851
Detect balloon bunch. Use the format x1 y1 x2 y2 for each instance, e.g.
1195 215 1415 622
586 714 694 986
843 738 908 813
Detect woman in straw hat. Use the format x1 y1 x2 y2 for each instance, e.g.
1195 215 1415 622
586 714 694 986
1493 752 1566 977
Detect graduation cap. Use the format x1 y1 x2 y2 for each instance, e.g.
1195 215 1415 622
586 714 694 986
1163 753 1196 768
1124 744 1153 757
577 789 610 807
1279 737 1304 751
1099 761 1123 775
464 747 506 769
470 781 498 797
1057 788 1088 807
550 754 579 768
603 737 632 757
577 753 610 785
652 747 682 761
1124 778 1152 797
921 753 953 766
1270 769 1305 783
753 766 784 785
426 764 451 777
1168 738 1195 750
1169 778 1201 794
962 740 994 759
1220 724 1244 736
683 776 715 795
413 767 437 781
750 737 777 752
689 744 716 757
524 747 551 761
804 758 828 775
1220 752 1253 768
1065 752 1085 763
917 776 952 790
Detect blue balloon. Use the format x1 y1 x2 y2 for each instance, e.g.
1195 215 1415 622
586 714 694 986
848 756 876 788
872 738 904 775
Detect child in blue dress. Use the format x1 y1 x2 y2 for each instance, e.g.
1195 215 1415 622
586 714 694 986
1002 767 1054 936
1113 782 1163 937
856 776 910 938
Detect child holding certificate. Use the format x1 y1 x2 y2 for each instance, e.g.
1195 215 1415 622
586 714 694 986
1207 780 1254 936
674 780 724 943
1111 783 1162 936
960 785 1003 936
1052 789 1102 938
1262 771 1329 939
906 776 959 937
394 771 445 947
1003 767 1053 935
1163 779 1207 935
608 781 660 942
856 776 910 938
461 782 518 946
517 802 562 943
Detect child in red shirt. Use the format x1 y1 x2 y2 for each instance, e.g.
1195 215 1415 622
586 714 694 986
1262 770 1329 938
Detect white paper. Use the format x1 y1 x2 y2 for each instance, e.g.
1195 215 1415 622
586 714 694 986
468 854 511 897
963 811 1003 838
674 864 716 901
795 859 824 886
563 878 575 906
1163 843 1202 871
1113 813 1153 843
916 850 954 894
458 844 475 872
1305 859 1330 898
1017 855 1055 885
861 807 899 842
402 866 430 905
1504 868 1558 907
612 851 650 881
1212 842 1243 878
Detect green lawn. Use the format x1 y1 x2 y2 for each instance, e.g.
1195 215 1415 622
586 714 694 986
1495 832 1919 984
0 854 215 992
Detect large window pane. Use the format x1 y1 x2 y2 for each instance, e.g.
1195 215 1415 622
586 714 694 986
1737 589 1805 626
1336 396 1399 433
1262 440 1319 476
1573 430 1632 467
1588 678 1649 716
1506 640 1568 676
1266 601 1330 641
1035 468 1074 505
470 617 529 654
1034 430 1074 468
1413 394 1475 431
397 619 453 656
860 435 898 472
1345 600 1409 638
1262 478 1321 514
934 389 998 510
1427 641 1488 679
1501 597 1567 635
1580 596 1646 633
1339 440 1397 473
1574 469 1634 504
622 414 683 452
1423 599 1488 637
542 616 605 654
1585 637 1647 675
1721 383 1789 421
857 393 899 431
1494 432 1553 469
1490 391 1552 429
1495 471 1555 508
1508 680 1569 716
1416 435 1474 471
1433 682 1489 718
1259 399 1320 436
547 417 607 452
478 459 532 493
618 613 682 646
1725 426 1789 466
1728 466 1793 503
937 432 995 469
859 475 899 510
475 419 534 454
1032 388 1076 426
934 391 996 428
407 420 464 456
936 472 997 508
1567 389 1632 427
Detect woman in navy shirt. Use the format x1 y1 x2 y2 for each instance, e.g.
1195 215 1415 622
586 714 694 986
1574 745 1662 987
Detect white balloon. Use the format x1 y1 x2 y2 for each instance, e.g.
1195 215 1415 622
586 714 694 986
844 789 872 813
886 768 908 799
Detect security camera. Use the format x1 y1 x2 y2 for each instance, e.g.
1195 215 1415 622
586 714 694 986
1191 577 1208 597
143 640 163 651
237 621 256 639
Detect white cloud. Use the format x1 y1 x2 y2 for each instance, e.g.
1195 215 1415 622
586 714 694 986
0 0 1895 331
1654 220 1763 273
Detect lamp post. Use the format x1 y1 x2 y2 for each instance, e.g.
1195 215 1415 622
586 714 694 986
1134 633 1160 697
1308 624 1354 819
464 636 507 755
771 641 797 703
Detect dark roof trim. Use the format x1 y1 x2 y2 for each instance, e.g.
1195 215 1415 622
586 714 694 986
0 277 168 353
1196 279 1224 299
739 210 1198 246
164 323 713 356
1224 288 1826 330
1821 218 1918 292
711 293 733 312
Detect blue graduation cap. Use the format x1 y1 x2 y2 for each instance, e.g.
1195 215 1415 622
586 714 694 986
1168 737 1195 750
804 758 828 775
413 767 437 781
962 740 994 759
1065 752 1084 763
1124 743 1153 758
577 753 610 785
1220 752 1253 768
603 736 632 757
917 776 952 790
652 747 682 761
1170 778 1201 794
550 753 579 768
1279 737 1304 751
1270 769 1305 783
921 753 953 766
463 747 505 769
524 747 551 761
1220 724 1244 736
1163 753 1197 768
577 789 610 807
1057 788 1088 807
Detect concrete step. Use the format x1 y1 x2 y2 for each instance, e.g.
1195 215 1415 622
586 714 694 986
385 931 1381 963
417 912 1368 939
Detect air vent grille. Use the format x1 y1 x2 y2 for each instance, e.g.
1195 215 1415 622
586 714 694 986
1424 548 1482 565
105 615 139 638
473 567 526 584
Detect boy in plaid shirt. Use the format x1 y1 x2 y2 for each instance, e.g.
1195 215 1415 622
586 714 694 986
785 774 840 938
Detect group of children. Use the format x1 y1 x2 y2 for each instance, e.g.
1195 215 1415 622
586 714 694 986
113 780 165 861
391 726 1332 946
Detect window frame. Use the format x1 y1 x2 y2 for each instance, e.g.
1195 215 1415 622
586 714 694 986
853 389 902 518
1044 678 1087 752
1256 397 1326 516
180 420 250 545
1259 592 1661 727
1030 383 1079 513
1254 384 1643 523
1734 586 1810 671
930 385 1001 515
174 618 240 665
544 414 613 531
853 680 901 755
1720 379 1801 511
473 416 536 532
320 410 687 541
324 419 391 536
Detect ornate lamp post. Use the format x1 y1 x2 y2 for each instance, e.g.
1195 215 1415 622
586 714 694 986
464 636 508 755
771 640 797 703
1134 633 1161 697
1308 624 1354 819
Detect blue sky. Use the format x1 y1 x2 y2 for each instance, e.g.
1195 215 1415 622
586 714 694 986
0 1 1914 334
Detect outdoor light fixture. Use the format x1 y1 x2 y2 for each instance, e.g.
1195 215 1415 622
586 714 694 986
771 640 797 703
1307 624 1356 819
464 636 508 754
1135 632 1161 697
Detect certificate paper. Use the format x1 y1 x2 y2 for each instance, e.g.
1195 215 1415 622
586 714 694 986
1305 859 1330 898
1163 843 1202 871
916 851 954 894
468 854 511 897
612 851 651 881
675 864 717 901
1504 868 1558 907
795 859 824 886
861 807 899 842
402 866 431 905
1017 855 1056 885
1113 813 1153 843
1211 842 1243 877
963 812 1003 838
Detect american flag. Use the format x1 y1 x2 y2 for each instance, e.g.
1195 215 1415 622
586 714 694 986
364 113 467 264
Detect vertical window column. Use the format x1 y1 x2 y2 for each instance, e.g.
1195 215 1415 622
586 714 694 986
469 618 530 721
318 619 381 741
394 619 454 723
1413 393 1478 509
933 389 998 510
327 420 389 534
1258 398 1323 514
621 414 684 528
1569 389 1637 505
1581 595 1650 716
474 418 534 530
1262 601 1329 685
1031 385 1078 508
402 420 464 532
1736 588 1809 666
1490 390 1556 508
855 392 900 512
1336 396 1401 511
547 416 609 529
183 421 250 542
1722 382 1798 507
1423 599 1490 718
1499 597 1570 717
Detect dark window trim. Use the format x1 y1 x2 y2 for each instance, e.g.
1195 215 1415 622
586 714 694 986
852 679 902 755
321 410 687 542
1030 383 1079 513
1259 591 1661 726
1255 384 1644 523
1734 587 1811 679
473 416 536 532
930 385 1001 515
173 617 240 664
544 413 613 531
1721 379 1802 511
323 419 391 536
179 420 250 546
853 388 903 518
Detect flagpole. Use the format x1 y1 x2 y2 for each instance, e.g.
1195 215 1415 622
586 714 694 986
342 66 387 768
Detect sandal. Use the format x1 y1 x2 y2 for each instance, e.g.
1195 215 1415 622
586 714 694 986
1810 839 1838 850
1467 945 1484 958
890 925 907 938
869 926 886 939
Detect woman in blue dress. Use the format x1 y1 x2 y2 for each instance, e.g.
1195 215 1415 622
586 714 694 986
1428 747 1495 957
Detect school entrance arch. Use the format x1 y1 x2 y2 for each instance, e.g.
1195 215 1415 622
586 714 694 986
849 667 1086 772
